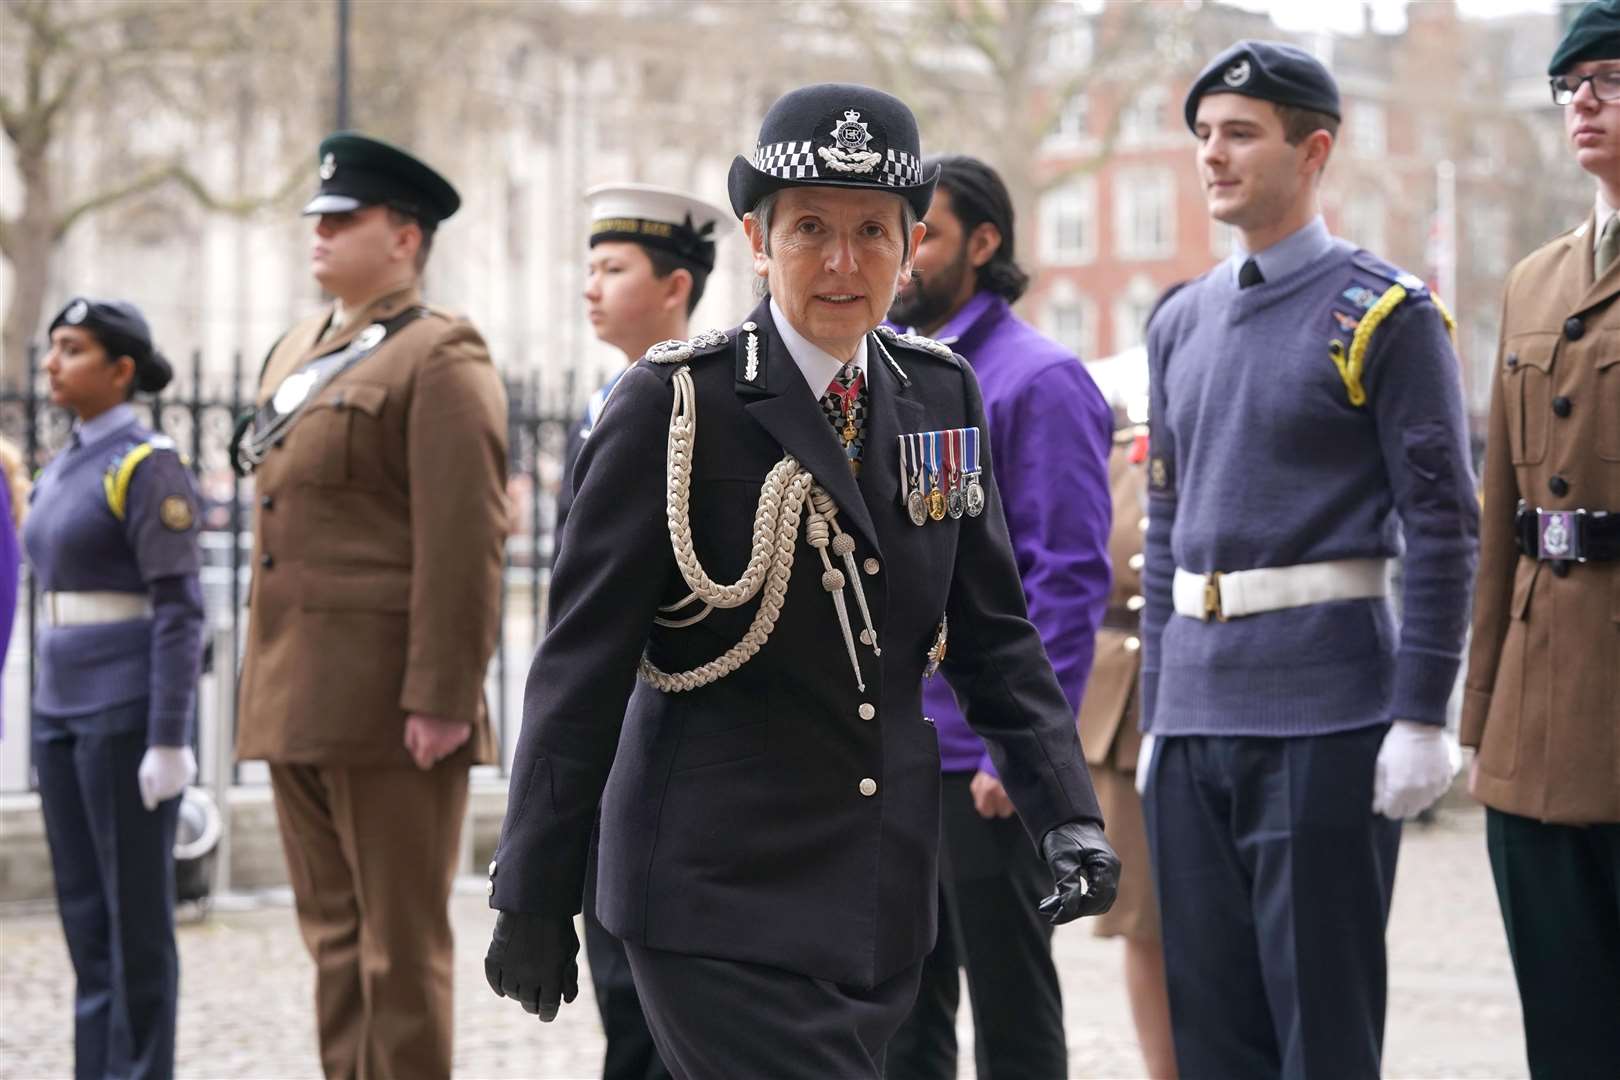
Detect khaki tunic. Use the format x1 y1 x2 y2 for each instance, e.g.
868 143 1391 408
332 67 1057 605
1077 432 1148 773
236 287 508 767
1463 212 1620 825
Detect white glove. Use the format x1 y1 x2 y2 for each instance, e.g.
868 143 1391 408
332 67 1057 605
1134 733 1156 797
1372 720 1460 820
138 746 197 811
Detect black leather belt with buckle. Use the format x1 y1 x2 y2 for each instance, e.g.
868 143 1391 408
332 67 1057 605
1514 501 1619 563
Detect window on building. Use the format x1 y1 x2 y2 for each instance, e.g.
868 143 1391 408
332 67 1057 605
1110 274 1160 355
1042 282 1097 360
1040 178 1097 265
1044 10 1093 69
1349 101 1386 158
1046 93 1090 146
1120 86 1169 145
1341 190 1387 253
1114 167 1176 260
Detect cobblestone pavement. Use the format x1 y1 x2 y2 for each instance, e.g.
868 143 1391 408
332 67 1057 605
1 807 1526 1079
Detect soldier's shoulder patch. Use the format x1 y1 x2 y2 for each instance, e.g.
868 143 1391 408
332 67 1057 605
875 325 957 364
643 328 730 365
1148 454 1174 495
159 494 195 532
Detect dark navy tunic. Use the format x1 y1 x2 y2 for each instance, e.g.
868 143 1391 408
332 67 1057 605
23 404 205 743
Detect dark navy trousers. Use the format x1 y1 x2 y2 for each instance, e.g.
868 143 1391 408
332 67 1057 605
1144 726 1399 1080
34 705 180 1080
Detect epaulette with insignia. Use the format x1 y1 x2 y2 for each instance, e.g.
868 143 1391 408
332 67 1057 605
643 328 730 366
874 324 957 363
1326 251 1456 408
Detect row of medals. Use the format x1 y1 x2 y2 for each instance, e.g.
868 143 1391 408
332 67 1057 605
898 429 985 526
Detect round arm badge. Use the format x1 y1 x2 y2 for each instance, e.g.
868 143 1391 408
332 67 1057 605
159 494 195 532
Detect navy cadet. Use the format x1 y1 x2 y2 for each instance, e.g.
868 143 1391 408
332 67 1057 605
1140 43 1480 1078
485 83 1120 1078
25 297 205 1080
566 184 729 1080
557 183 732 542
1464 4 1620 1075
233 134 509 1079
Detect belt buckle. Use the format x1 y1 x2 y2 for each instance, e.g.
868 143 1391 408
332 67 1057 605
1203 571 1228 622
1536 507 1585 563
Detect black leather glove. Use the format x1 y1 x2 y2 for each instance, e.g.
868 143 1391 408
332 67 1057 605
1037 820 1121 924
485 910 580 1021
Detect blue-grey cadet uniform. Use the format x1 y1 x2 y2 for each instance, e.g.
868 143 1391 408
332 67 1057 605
23 402 205 1080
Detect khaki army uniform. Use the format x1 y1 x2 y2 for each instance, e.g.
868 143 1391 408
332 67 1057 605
1464 212 1620 823
1465 206 1620 1078
1076 429 1159 941
237 285 508 1079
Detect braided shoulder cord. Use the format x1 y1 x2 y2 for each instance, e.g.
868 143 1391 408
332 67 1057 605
638 365 877 693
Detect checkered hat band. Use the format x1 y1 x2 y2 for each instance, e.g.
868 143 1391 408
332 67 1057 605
882 148 923 186
752 141 820 180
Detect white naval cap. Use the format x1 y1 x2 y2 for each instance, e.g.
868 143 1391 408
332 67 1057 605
585 183 734 273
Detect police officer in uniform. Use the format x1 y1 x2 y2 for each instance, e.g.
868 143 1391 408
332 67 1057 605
484 84 1119 1078
26 297 204 1080
1464 4 1620 1074
233 134 509 1079
1141 44 1479 1078
567 184 729 1080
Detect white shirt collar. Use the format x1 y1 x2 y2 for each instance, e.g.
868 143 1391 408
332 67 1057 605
770 297 868 398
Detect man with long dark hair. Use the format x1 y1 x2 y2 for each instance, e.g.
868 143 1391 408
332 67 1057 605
886 155 1113 1080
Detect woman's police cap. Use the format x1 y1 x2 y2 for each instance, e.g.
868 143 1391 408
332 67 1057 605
1548 0 1620 76
1184 40 1341 131
49 296 173 393
728 82 939 221
302 132 461 226
585 184 733 273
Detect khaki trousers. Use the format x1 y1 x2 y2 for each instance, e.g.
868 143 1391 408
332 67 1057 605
269 763 468 1080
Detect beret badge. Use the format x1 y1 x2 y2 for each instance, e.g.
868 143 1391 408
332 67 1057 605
1224 59 1252 87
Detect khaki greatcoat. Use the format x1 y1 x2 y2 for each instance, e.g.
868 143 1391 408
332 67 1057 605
236 286 508 767
1077 432 1147 773
1463 211 1620 825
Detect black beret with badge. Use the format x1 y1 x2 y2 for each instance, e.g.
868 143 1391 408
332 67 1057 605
48 296 173 394
1549 0 1620 75
302 131 461 227
1183 40 1342 132
727 82 939 221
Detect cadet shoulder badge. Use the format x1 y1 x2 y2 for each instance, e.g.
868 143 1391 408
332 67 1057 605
159 495 195 531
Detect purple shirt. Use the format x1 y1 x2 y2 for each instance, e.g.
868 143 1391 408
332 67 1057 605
904 293 1113 775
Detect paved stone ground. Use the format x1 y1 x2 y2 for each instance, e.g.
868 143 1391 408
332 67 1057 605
0 807 1526 1079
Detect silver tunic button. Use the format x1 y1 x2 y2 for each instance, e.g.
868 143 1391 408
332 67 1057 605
1128 553 1145 571
860 629 875 646
1124 636 1141 652
858 703 876 720
1138 515 1150 533
487 859 497 876
1127 595 1146 612
859 778 878 797
487 878 495 896
863 558 880 575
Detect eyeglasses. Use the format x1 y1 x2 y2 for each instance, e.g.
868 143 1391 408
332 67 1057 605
1550 70 1620 105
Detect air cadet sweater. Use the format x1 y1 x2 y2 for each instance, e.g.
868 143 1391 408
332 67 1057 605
1141 229 1479 737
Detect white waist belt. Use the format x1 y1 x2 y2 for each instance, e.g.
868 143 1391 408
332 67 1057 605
43 591 154 627
1172 559 1390 622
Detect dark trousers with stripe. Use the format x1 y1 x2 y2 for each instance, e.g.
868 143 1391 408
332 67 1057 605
34 711 180 1080
1486 808 1620 1079
885 771 1065 1080
1144 727 1399 1080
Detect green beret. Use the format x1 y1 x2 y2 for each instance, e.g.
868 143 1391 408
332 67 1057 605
1549 0 1620 76
302 132 461 226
